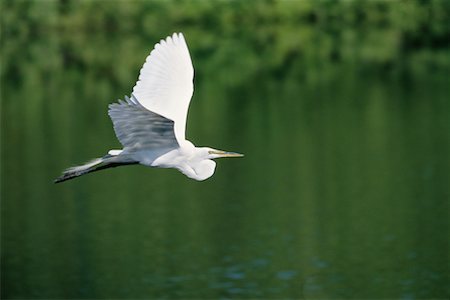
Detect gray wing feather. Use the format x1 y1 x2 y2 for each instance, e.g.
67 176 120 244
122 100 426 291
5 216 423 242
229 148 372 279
108 95 179 150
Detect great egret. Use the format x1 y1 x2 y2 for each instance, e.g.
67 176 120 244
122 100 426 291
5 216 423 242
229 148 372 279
55 33 243 183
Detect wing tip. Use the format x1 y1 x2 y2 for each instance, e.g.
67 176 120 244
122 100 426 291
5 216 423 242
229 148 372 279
108 94 142 114
165 32 186 46
152 32 187 53
168 32 185 45
173 32 183 41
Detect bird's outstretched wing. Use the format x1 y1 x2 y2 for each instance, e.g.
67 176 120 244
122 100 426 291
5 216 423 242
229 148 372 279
132 32 194 143
108 95 179 151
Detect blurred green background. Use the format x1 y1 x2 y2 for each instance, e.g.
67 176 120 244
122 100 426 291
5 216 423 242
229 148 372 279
1 0 449 298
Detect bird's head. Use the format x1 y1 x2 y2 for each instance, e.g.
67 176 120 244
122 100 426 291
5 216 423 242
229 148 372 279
200 147 244 160
184 147 243 181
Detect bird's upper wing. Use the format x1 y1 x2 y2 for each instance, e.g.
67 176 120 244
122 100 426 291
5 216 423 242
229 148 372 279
108 95 179 151
132 32 194 143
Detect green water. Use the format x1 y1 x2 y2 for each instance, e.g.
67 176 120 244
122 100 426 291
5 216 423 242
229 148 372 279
2 1 450 299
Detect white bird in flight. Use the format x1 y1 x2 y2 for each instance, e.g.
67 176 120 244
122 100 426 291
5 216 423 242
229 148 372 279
55 33 243 183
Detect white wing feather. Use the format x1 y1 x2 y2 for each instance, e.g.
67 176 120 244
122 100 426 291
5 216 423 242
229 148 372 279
132 32 194 143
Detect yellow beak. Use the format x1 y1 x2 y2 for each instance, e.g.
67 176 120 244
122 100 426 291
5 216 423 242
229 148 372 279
209 150 244 158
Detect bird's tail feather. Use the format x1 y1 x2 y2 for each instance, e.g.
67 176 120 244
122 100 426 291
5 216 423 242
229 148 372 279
54 155 137 183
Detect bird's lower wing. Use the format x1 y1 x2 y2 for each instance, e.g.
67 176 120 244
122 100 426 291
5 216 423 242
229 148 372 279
108 95 179 151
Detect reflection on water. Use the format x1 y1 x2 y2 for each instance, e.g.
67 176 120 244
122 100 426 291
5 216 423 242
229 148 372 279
2 7 449 300
2 72 449 298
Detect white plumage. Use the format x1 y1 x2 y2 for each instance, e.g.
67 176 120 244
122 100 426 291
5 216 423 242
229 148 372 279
55 33 243 183
133 33 194 143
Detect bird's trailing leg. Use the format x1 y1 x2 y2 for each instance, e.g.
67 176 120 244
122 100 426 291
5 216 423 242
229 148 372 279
54 154 137 183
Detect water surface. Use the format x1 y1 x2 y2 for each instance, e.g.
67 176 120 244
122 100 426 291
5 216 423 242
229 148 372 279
2 4 449 299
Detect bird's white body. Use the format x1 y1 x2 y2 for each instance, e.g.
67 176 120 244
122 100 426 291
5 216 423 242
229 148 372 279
55 33 242 183
117 140 214 181
151 142 217 181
